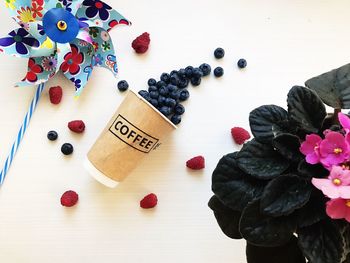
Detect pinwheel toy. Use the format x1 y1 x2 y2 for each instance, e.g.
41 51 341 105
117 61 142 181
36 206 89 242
0 0 130 185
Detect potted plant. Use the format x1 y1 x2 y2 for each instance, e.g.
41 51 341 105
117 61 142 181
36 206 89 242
209 64 350 263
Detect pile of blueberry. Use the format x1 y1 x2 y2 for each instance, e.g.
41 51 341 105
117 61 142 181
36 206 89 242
137 63 212 125
117 47 248 125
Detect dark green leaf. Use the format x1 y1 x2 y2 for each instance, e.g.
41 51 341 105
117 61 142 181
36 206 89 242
287 86 326 133
212 153 265 211
249 105 289 144
296 190 327 228
298 219 344 263
272 133 302 162
305 64 350 109
297 159 329 179
208 195 242 239
260 174 311 217
236 139 290 180
246 236 306 263
239 199 296 247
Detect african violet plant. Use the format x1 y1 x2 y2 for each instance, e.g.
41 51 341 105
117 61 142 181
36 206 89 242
209 64 350 263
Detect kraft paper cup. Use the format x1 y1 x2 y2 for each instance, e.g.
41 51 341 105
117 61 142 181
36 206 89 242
85 90 177 188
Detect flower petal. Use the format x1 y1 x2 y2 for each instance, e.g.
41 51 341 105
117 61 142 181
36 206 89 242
312 178 340 198
326 198 348 219
339 186 350 199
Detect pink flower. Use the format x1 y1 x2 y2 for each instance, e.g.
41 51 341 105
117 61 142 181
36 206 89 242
312 166 350 198
319 131 348 167
300 134 322 164
339 112 350 132
326 198 350 222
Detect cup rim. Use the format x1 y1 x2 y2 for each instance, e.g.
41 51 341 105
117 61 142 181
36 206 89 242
128 89 178 130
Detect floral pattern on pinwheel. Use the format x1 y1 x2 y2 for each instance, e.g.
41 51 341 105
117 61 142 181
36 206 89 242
0 28 39 56
0 0 130 96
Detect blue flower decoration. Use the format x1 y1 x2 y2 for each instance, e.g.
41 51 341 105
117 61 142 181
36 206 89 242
0 28 39 55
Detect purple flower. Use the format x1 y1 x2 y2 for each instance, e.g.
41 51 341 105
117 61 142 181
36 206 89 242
300 134 322 164
0 28 39 55
83 0 112 21
320 131 349 167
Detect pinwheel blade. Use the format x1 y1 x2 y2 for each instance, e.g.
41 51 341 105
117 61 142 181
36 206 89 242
61 40 94 95
56 42 73 73
89 28 118 76
15 56 57 87
76 0 130 32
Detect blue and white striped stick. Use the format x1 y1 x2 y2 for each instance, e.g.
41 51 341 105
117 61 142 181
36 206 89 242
0 83 45 185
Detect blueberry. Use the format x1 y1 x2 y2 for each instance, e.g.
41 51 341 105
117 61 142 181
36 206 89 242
61 143 74 155
156 81 166 88
192 68 203 78
191 77 201 86
167 84 177 93
148 86 158 92
185 66 194 78
199 63 211 76
159 86 169 96
165 98 177 108
160 73 171 83
237 58 247 69
214 67 224 77
47 130 58 141
179 89 190 101
170 70 178 76
171 115 182 125
138 90 150 100
174 104 185 115
178 68 186 78
170 75 179 86
150 91 159 99
148 78 157 87
117 80 129 92
214 48 225 59
158 87 169 96
169 91 180 100
159 106 171 116
158 96 167 106
150 99 159 107
178 78 189 89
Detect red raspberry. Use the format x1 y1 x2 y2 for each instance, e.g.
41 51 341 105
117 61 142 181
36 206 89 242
132 32 150 54
186 156 205 170
60 190 79 207
231 127 251 145
68 120 85 133
140 193 158 209
49 86 63 105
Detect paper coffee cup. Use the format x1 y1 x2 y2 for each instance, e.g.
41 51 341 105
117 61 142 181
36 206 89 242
85 90 177 188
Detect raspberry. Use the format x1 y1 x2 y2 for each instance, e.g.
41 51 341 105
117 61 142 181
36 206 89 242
60 190 79 207
132 32 150 54
49 86 63 105
231 127 251 145
68 120 85 133
140 193 158 209
186 156 205 170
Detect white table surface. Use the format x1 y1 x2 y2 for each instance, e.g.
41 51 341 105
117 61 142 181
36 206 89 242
0 1 349 262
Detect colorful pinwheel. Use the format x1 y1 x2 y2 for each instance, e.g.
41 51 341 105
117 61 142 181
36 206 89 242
0 0 130 185
0 0 130 95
